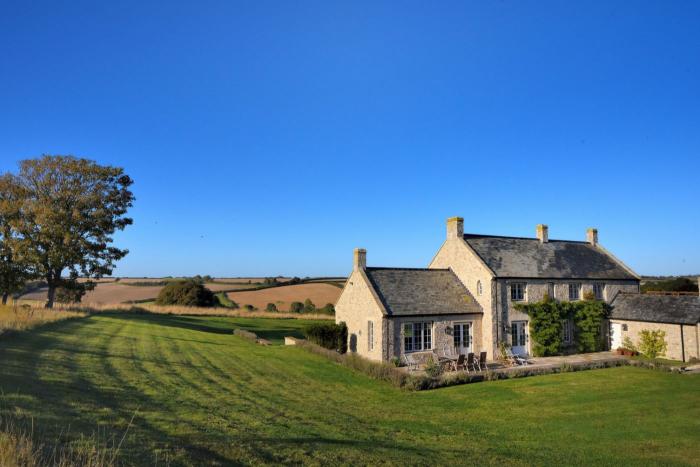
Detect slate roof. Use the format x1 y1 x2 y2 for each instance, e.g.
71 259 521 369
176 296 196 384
364 267 482 316
610 293 700 325
463 234 638 280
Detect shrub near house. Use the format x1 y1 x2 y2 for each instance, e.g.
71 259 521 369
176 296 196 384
303 322 348 353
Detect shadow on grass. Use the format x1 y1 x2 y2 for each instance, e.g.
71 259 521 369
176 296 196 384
0 315 242 465
97 311 235 335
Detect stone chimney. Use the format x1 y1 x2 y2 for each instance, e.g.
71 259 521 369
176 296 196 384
353 248 366 271
587 228 598 246
536 224 549 243
447 216 464 239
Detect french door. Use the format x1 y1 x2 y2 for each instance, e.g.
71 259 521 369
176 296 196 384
511 321 528 356
453 322 473 355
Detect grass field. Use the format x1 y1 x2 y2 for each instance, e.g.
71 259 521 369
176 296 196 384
0 313 698 466
227 283 342 311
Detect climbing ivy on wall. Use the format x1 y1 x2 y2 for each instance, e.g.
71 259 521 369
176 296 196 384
515 297 610 357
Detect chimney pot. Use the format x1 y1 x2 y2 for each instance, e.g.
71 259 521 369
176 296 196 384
447 217 464 239
587 228 598 246
536 224 549 243
353 248 366 271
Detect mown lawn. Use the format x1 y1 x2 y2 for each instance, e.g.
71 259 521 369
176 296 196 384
0 313 698 466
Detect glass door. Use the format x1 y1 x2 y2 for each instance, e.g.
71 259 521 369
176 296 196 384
511 321 528 356
453 322 472 355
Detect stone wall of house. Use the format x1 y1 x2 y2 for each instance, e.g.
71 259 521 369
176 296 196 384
334 270 386 361
387 314 484 359
429 238 497 359
610 319 700 362
502 279 640 317
500 279 640 353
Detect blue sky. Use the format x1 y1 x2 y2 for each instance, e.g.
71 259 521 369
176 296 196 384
1 1 698 277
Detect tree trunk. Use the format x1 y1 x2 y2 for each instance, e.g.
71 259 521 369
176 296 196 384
46 285 56 309
1 293 7 305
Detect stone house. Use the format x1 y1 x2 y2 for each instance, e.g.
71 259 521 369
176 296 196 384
334 248 482 361
336 217 700 362
610 293 700 362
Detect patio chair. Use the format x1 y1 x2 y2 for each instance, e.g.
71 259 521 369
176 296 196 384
478 351 488 370
451 354 466 372
402 354 419 372
466 352 478 372
506 349 530 366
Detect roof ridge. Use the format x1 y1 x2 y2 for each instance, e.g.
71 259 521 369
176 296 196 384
463 233 588 244
365 267 450 271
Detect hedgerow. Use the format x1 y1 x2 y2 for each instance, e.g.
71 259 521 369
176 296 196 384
303 322 348 353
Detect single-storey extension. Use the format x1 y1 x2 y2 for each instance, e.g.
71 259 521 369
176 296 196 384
610 293 700 362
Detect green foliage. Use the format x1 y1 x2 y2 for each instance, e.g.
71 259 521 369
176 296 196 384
156 280 216 307
214 292 238 309
516 299 563 356
516 298 610 356
390 356 401 367
265 302 278 312
641 277 698 293
622 336 637 351
244 304 256 311
303 298 316 313
303 321 347 353
318 303 335 315
55 279 96 304
638 329 668 359
4 155 134 308
289 301 304 313
0 174 34 304
574 300 609 353
424 356 443 378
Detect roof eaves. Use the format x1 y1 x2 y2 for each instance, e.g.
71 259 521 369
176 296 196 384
593 243 642 281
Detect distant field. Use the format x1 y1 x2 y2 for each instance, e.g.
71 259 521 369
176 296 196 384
21 282 164 304
19 278 344 304
227 283 342 311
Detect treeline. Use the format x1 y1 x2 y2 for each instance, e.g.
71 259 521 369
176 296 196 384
641 277 699 293
0 155 134 308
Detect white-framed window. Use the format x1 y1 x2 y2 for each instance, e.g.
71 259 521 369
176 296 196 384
367 321 374 351
511 282 526 301
568 283 581 301
593 283 605 300
547 282 555 299
403 322 432 353
476 280 482 296
562 319 574 344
